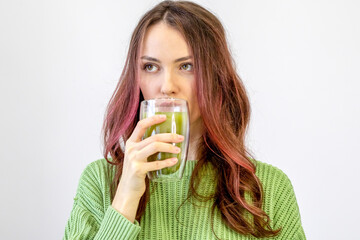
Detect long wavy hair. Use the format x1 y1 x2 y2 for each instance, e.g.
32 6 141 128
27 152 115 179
101 0 281 238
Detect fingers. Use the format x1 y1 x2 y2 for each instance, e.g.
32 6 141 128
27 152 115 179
136 142 181 161
142 157 178 173
135 133 184 149
129 115 167 142
124 114 185 177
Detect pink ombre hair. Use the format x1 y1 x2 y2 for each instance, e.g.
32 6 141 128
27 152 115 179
101 1 281 238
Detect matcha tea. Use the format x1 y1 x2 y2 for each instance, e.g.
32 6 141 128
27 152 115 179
143 111 189 176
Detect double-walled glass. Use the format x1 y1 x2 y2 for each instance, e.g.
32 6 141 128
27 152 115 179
140 98 190 182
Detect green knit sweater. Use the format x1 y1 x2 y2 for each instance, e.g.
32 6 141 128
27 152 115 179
63 158 306 239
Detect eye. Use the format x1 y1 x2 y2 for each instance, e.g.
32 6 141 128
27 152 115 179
181 63 193 71
143 64 159 73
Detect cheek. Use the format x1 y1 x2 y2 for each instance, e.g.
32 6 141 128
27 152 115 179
139 78 152 99
190 101 200 119
140 86 150 99
189 91 200 121
138 71 160 99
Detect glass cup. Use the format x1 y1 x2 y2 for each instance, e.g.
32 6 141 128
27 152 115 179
140 97 190 182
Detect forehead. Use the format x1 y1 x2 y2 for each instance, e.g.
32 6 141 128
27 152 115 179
139 22 191 58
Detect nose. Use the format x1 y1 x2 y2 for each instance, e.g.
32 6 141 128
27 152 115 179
160 69 177 96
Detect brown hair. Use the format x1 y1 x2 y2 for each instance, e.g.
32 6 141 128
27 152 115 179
102 0 281 238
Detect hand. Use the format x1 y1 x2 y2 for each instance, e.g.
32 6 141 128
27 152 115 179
111 114 184 221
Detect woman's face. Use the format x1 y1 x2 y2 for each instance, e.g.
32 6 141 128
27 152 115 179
138 22 201 126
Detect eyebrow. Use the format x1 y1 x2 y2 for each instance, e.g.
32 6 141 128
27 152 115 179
140 55 193 63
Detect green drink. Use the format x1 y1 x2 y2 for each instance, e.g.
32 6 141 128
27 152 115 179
144 112 188 175
140 98 190 182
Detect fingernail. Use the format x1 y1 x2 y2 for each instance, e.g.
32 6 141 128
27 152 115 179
171 158 178 162
177 135 184 140
175 147 181 152
158 115 166 119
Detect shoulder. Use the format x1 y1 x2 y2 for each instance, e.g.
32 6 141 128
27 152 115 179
73 158 115 210
252 159 293 188
252 159 298 205
254 161 303 219
81 158 114 178
70 158 116 224
251 159 306 238
76 158 115 195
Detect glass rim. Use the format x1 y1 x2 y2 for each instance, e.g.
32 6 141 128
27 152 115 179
141 97 188 103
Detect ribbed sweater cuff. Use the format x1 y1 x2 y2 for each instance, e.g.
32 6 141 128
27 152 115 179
96 205 141 239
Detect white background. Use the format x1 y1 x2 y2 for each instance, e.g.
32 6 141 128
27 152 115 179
0 0 359 239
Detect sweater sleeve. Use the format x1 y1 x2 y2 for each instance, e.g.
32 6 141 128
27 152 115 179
63 161 141 240
271 168 306 240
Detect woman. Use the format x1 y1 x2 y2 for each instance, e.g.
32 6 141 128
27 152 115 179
63 1 306 239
